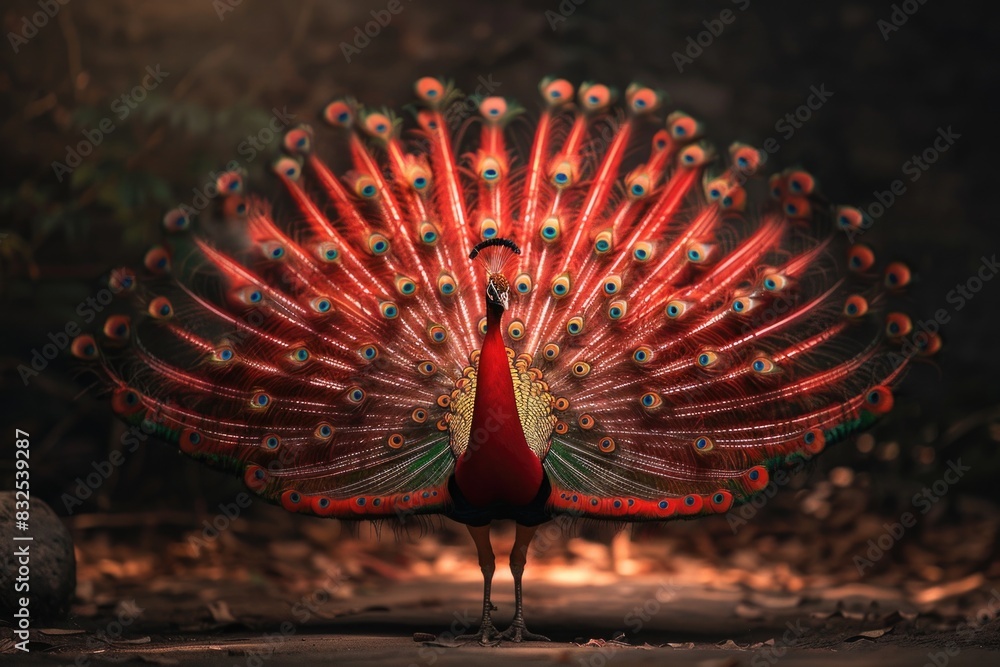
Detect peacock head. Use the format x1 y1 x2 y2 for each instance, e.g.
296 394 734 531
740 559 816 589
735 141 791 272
486 273 510 311
470 238 521 314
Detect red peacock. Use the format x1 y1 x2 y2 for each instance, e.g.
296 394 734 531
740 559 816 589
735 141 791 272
72 77 938 644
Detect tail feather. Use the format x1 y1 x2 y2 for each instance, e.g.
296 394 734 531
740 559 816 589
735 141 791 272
73 76 936 523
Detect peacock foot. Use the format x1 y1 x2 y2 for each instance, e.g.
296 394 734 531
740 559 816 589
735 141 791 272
456 605 502 646
500 616 550 642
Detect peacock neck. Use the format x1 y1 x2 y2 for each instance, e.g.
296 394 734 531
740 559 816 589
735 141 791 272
454 303 544 507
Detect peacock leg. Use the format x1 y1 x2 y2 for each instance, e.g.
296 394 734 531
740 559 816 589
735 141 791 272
500 523 550 642
455 524 501 645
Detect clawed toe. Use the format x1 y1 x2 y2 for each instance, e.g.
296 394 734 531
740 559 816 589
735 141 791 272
500 619 550 642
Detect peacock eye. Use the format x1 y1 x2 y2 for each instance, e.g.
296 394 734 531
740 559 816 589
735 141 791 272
885 261 911 288
540 78 573 105
665 300 689 319
324 100 354 127
697 350 719 368
479 96 508 120
640 392 663 409
290 347 310 363
144 246 171 273
315 242 340 263
418 222 439 245
632 241 653 262
551 161 574 187
626 172 652 199
310 296 333 314
283 127 311 154
513 273 533 294
579 83 612 110
686 242 711 263
480 218 499 239
507 320 525 340
551 273 572 298
148 297 173 319
762 273 787 291
693 436 714 452
427 324 448 344
668 111 700 140
363 112 393 139
437 272 457 296
730 296 758 314
417 360 437 376
314 423 334 440
603 275 623 295
542 343 560 360
607 299 627 320
347 386 366 403
395 275 418 297
843 294 869 318
162 208 191 232
368 233 390 255
379 301 398 319
566 316 585 336
479 157 502 182
571 361 592 377
633 346 653 365
261 434 281 450
273 157 301 180
358 344 379 361
592 230 613 255
540 217 561 242
478 317 488 336
750 357 777 374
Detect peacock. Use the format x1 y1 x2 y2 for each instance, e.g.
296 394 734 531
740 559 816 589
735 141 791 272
72 77 939 644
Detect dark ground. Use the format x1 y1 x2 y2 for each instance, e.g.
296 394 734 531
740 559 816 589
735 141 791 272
1 0 999 664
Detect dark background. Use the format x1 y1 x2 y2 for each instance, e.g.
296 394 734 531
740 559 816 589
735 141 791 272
1 0 997 524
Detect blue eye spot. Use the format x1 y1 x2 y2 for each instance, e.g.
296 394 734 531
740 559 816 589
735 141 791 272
337 112 349 123
484 168 498 180
683 154 694 163
764 278 776 290
554 172 568 185
667 305 679 317
634 248 648 260
699 354 709 366
588 95 599 104
375 123 387 133
737 156 749 167
684 496 696 506
804 431 815 444
631 184 645 196
753 360 765 372
362 184 377 197
414 177 427 189
675 126 687 136
688 249 701 261
749 469 760 480
605 282 616 294
374 241 387 253
595 239 610 252
695 437 707 449
732 300 744 312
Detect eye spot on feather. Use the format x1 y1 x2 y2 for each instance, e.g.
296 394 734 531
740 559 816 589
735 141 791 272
665 300 688 319
480 218 499 239
437 273 457 296
763 273 787 291
368 233 390 255
578 414 595 430
291 347 310 363
802 428 826 455
507 320 525 340
436 394 451 408
885 261 911 288
607 299 627 321
844 294 869 318
751 357 777 374
250 392 271 409
598 437 616 453
347 387 365 404
357 344 379 362
395 275 418 297
103 315 131 341
633 346 653 365
144 246 171 274
554 397 570 411
148 297 174 320
417 360 437 376
640 392 662 409
697 350 718 367
477 317 488 336
694 436 714 453
315 423 334 440
566 316 585 336
551 273 572 298
379 301 398 319
310 297 333 314
71 334 99 360
731 297 756 314
387 433 404 449
540 217 561 242
865 386 894 414
594 230 613 254
848 244 875 272
603 275 622 295
411 408 428 424
428 324 448 344
179 429 202 454
554 421 569 434
632 241 653 262
745 466 769 492
542 343 560 361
